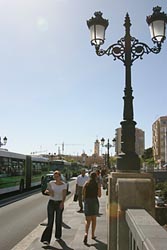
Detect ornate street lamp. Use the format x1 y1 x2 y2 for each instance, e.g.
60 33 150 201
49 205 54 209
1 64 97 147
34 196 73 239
87 6 167 172
147 6 167 45
0 136 7 147
101 137 116 170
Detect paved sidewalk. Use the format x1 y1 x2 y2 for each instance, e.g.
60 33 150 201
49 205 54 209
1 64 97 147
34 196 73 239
12 189 108 250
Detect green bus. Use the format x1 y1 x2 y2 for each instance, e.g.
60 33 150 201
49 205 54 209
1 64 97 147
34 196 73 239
0 149 49 196
49 159 72 180
70 162 83 177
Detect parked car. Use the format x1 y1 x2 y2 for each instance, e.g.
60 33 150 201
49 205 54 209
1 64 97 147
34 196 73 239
155 196 165 207
41 172 69 195
162 164 167 170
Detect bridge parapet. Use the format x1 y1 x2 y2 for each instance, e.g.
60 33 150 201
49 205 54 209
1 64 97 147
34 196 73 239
107 172 155 250
126 209 167 250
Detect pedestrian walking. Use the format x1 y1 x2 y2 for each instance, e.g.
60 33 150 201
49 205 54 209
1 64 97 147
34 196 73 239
96 169 102 214
75 169 89 212
82 171 101 245
101 167 108 189
96 169 102 186
41 170 67 246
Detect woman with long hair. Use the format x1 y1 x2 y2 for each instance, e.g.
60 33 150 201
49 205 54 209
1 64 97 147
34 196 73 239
41 170 67 245
82 171 101 244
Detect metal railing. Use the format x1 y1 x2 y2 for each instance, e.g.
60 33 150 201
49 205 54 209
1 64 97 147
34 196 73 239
125 209 167 250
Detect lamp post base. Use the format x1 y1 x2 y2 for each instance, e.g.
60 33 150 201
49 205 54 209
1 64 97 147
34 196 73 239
117 152 141 172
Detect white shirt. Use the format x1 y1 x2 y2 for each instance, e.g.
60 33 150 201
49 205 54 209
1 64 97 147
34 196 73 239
77 174 89 187
48 181 67 201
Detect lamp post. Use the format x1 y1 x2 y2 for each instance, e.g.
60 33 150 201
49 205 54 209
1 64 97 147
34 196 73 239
101 137 116 170
87 6 167 172
0 136 7 147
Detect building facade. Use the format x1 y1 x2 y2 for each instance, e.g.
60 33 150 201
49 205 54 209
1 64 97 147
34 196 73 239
115 127 145 157
152 116 167 166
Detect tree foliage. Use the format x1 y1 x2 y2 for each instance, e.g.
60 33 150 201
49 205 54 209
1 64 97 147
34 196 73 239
156 182 167 200
142 147 153 160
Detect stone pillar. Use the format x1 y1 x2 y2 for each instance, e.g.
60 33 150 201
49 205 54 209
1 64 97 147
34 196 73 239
107 172 155 250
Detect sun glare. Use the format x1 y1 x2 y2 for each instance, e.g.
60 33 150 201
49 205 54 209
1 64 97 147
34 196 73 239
36 17 49 32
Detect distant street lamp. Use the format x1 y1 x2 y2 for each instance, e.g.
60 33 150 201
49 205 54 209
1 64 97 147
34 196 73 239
101 137 116 169
87 6 167 171
0 136 7 147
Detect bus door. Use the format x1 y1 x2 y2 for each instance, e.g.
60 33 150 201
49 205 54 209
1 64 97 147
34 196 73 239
25 156 32 190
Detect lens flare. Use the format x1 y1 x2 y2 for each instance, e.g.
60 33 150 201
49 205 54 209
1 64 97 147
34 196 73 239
36 17 48 32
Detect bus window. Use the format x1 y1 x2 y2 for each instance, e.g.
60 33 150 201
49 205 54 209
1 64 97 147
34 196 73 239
0 150 49 196
49 160 71 180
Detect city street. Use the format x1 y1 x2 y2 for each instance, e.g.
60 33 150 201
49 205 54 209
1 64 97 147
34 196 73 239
0 179 76 250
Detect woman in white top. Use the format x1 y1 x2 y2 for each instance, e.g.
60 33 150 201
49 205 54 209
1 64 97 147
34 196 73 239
41 170 67 245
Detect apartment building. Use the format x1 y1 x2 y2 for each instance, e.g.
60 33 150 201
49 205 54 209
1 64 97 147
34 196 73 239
152 116 167 166
115 127 145 157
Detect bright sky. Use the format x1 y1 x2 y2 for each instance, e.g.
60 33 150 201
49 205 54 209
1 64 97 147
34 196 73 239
0 0 167 156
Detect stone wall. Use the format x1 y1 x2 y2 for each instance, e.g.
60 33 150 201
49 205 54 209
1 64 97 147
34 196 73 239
107 172 155 250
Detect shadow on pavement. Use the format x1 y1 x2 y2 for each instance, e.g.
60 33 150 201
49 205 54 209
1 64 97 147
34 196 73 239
58 239 74 250
62 222 71 229
42 239 74 250
40 222 48 226
88 238 107 250
42 246 59 250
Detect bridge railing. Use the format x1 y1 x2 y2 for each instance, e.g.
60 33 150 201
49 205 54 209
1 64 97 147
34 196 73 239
125 209 167 250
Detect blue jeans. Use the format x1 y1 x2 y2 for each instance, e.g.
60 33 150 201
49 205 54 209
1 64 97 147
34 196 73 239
41 200 64 243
